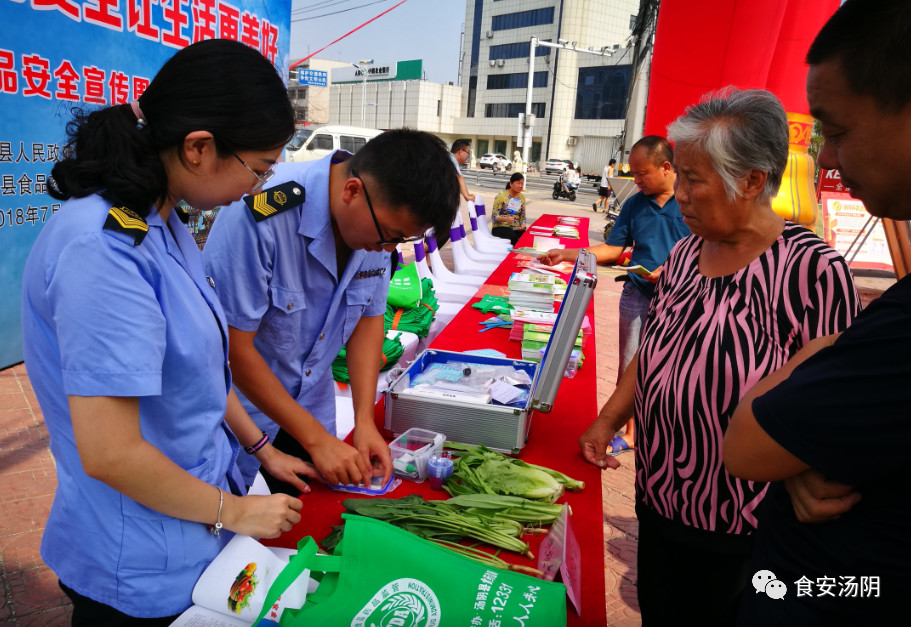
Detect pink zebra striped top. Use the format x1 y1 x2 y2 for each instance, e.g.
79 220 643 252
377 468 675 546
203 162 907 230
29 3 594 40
634 223 859 538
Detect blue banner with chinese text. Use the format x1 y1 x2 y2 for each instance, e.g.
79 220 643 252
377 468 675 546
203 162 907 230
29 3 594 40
0 0 291 369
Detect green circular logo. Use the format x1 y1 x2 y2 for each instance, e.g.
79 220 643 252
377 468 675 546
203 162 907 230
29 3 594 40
352 578 441 627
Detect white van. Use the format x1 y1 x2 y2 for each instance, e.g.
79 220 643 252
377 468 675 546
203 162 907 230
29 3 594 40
285 124 384 163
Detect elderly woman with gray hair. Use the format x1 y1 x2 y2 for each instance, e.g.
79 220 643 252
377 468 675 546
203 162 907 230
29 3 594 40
578 88 859 624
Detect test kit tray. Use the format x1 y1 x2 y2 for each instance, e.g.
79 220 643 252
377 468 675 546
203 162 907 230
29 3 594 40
384 249 597 452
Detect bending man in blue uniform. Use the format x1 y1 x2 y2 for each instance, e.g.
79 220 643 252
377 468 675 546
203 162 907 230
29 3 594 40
204 129 460 492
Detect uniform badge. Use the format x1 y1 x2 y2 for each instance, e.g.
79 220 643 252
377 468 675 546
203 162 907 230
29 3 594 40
244 181 306 222
355 267 387 279
103 206 149 246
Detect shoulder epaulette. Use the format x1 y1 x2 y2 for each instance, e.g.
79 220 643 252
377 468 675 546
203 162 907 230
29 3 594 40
174 206 191 224
244 180 306 223
103 206 148 246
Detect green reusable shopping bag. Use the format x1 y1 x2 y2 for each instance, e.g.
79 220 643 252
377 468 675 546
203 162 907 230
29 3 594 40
386 262 423 309
256 514 567 627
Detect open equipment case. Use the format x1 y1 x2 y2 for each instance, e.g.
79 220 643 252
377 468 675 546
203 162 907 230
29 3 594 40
384 249 597 453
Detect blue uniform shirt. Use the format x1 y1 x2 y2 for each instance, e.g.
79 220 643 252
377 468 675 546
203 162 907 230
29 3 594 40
606 191 689 299
21 194 244 617
203 153 390 485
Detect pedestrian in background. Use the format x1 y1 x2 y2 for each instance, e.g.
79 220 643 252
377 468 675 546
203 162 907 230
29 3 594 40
595 158 617 212
450 138 475 202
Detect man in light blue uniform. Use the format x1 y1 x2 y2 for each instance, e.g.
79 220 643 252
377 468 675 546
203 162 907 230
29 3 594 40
204 129 459 492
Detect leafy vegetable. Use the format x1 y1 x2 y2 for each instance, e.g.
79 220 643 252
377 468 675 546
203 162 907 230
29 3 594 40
341 495 532 557
432 539 544 577
443 443 584 502
323 495 563 559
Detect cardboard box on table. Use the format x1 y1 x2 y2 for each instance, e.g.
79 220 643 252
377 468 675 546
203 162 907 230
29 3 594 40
384 250 597 453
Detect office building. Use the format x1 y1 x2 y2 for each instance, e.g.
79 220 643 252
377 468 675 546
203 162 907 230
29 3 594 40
456 0 643 173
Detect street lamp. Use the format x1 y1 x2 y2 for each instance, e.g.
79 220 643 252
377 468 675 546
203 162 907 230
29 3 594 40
352 58 374 126
520 38 619 166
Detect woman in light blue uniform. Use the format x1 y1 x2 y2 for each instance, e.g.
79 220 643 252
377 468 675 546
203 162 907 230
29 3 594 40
21 40 318 625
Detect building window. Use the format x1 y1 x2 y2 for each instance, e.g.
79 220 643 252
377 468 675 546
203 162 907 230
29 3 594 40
467 75 478 118
487 72 548 90
470 0 483 70
485 102 546 118
437 99 442 116
491 7 555 31
489 41 551 61
575 65 632 120
630 14 638 31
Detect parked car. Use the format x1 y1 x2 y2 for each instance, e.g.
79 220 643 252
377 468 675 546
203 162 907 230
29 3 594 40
478 153 513 171
285 124 383 163
545 158 574 175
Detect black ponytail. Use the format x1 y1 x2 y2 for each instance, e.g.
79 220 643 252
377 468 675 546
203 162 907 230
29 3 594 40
49 39 295 216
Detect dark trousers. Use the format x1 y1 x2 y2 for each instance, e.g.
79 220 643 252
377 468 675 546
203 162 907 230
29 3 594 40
260 428 313 496
636 514 751 626
59 581 180 627
491 226 524 246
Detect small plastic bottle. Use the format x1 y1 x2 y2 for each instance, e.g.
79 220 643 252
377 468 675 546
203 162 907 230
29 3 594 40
426 452 454 490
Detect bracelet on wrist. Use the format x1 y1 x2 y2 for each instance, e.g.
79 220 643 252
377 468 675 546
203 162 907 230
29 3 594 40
244 430 269 455
209 487 224 538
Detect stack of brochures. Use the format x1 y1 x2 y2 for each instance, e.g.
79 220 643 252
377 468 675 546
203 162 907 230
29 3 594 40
507 272 556 313
520 324 585 364
509 314 592 343
552 225 580 238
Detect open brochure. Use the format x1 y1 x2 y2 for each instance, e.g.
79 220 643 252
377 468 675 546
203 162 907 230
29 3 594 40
610 264 652 277
170 534 316 627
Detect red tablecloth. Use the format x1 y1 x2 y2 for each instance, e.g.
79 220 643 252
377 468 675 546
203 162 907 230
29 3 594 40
267 215 606 626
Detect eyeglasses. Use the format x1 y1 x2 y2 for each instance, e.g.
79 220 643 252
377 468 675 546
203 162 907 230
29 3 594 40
351 169 424 246
232 152 275 194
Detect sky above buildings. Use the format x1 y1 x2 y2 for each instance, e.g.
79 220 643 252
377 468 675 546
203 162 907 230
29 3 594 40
289 0 466 84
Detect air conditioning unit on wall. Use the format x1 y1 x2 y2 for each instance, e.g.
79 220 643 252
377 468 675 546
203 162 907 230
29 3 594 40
496 59 505 67
566 137 577 146
486 30 494 39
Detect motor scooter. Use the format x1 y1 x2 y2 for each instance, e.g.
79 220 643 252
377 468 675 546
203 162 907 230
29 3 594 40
552 174 579 201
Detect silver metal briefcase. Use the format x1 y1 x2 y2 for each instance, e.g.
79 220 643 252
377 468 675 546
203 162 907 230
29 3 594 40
384 249 597 453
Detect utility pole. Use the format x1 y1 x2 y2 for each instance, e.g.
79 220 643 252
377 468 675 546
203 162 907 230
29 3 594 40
353 59 374 127
521 39 620 167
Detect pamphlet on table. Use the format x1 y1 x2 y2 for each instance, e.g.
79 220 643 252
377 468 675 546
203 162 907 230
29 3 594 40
169 535 315 627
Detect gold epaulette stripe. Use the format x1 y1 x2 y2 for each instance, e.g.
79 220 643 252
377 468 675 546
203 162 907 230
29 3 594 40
252 194 278 218
109 206 149 232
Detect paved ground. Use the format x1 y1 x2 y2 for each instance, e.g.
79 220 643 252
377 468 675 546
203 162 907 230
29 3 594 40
0 179 893 625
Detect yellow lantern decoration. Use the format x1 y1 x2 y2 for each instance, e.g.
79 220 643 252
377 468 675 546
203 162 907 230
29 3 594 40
771 112 818 228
